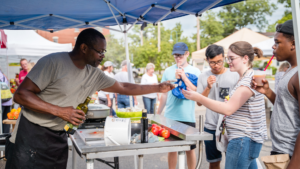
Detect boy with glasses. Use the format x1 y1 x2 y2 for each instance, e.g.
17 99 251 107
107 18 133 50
157 42 201 169
197 44 239 169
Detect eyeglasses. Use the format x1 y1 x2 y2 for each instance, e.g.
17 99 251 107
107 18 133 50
173 54 185 59
89 46 107 56
225 57 239 63
209 60 224 66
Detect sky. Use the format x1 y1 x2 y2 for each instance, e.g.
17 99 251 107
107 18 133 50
109 0 286 41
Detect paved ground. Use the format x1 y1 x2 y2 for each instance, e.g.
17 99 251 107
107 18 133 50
0 95 272 169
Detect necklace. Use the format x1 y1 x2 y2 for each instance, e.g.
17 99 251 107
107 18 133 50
216 67 226 88
238 68 250 82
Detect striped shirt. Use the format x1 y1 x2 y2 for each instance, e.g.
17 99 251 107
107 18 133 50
226 70 268 143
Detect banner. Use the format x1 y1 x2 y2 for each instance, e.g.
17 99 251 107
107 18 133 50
0 30 7 48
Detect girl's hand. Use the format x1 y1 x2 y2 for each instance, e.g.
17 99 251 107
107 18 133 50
182 87 200 101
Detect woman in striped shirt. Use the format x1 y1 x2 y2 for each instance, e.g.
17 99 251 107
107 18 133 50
183 41 267 169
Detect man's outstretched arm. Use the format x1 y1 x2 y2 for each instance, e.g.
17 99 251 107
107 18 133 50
102 81 174 96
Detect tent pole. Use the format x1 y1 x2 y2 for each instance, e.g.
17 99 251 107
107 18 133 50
126 15 153 24
106 2 123 31
124 24 133 108
292 0 300 87
154 0 188 24
155 5 195 15
6 50 8 78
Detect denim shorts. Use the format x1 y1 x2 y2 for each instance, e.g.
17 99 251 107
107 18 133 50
204 128 222 163
225 137 262 169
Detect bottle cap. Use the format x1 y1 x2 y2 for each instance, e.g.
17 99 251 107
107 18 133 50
142 110 147 117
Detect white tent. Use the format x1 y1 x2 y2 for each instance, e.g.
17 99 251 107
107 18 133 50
0 30 72 77
253 38 274 56
192 28 270 60
0 30 72 57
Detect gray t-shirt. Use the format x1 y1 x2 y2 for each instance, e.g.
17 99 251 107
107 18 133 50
114 71 135 83
10 52 116 143
197 69 239 130
271 67 300 156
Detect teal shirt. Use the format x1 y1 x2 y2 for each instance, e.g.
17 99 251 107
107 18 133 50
161 64 201 123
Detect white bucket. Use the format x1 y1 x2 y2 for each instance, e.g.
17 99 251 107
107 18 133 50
104 117 131 146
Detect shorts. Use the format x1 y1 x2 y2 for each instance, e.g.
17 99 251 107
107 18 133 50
177 121 196 150
204 127 222 163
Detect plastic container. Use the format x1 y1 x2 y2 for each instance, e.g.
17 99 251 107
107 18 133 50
104 116 131 146
253 70 266 87
115 110 142 119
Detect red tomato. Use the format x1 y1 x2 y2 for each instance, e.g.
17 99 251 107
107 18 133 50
151 127 159 136
152 124 157 129
155 125 162 131
161 129 170 138
158 128 164 136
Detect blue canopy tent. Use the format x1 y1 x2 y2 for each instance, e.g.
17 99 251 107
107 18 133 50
0 0 245 109
3 0 300 168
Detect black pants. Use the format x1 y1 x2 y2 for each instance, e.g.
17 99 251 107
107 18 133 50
2 105 11 133
271 151 292 159
5 114 68 169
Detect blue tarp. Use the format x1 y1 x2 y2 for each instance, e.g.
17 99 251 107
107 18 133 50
0 0 243 31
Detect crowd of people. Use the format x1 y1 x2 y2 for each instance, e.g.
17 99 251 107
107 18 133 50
1 19 299 169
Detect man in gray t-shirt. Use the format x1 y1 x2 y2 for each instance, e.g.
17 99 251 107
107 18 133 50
5 28 174 169
197 45 239 169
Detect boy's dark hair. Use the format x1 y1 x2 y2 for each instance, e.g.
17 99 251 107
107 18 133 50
74 28 105 50
276 24 294 41
205 44 224 60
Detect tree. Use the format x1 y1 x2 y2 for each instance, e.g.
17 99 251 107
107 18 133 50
103 34 126 67
218 0 277 36
267 0 293 32
191 11 224 49
129 23 193 73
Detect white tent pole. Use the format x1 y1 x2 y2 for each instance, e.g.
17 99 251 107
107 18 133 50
124 24 133 108
126 14 153 24
291 0 300 85
90 24 123 33
106 2 123 31
107 2 124 15
155 5 195 15
154 0 188 24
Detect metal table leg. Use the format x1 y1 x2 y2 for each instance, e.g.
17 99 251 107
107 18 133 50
87 159 94 169
138 155 143 169
196 115 204 169
114 157 119 169
178 151 185 169
134 155 137 169
72 144 76 169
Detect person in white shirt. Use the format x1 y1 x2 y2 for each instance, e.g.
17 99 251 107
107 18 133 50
98 61 116 115
141 63 159 114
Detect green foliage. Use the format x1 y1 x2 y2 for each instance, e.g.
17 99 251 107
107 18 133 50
103 34 125 67
191 11 224 49
218 0 277 36
271 66 278 75
253 61 262 68
224 62 229 68
129 22 194 72
267 0 293 32
191 0 277 49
